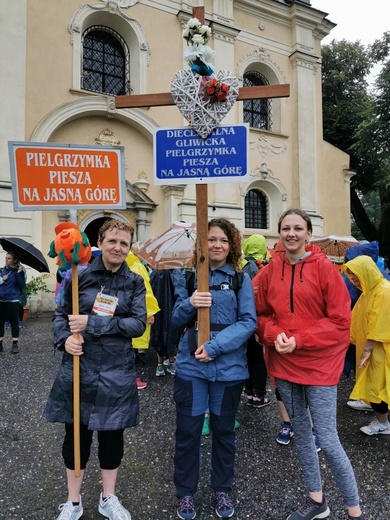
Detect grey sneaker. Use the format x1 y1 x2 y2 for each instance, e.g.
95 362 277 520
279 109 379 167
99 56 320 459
166 361 176 376
287 496 330 519
56 496 83 520
156 363 165 377
98 493 131 519
360 419 390 435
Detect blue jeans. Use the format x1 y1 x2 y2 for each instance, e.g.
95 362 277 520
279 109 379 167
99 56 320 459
173 376 243 497
276 379 360 507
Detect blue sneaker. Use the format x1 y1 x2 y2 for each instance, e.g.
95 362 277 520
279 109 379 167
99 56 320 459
215 492 234 518
276 422 294 445
177 495 196 520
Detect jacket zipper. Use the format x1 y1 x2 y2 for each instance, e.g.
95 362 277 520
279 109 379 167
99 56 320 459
290 264 296 313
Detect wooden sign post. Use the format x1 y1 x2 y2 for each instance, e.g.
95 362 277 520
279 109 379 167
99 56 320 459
115 6 290 347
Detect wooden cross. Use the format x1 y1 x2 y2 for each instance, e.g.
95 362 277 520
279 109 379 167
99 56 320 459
115 6 290 346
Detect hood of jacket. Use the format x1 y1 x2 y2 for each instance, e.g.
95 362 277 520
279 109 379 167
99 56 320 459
126 251 141 267
344 241 379 263
344 255 384 296
242 234 268 267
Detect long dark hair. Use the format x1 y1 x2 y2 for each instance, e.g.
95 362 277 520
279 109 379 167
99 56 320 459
192 217 242 271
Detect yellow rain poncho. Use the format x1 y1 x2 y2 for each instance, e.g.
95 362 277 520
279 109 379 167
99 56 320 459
343 255 390 405
126 252 160 350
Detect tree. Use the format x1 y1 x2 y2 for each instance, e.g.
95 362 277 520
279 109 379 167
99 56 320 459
321 36 390 255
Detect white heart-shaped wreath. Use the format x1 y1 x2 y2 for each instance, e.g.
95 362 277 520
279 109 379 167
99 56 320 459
170 70 239 138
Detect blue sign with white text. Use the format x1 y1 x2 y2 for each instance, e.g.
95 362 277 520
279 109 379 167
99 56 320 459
154 124 249 184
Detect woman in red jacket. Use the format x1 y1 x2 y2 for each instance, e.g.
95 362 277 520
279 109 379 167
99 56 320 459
254 209 364 520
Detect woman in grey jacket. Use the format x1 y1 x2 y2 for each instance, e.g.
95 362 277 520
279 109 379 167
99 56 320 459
44 219 146 520
172 218 257 520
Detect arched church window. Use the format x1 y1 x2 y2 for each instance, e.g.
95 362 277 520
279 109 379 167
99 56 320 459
82 26 130 95
243 71 272 131
245 189 268 229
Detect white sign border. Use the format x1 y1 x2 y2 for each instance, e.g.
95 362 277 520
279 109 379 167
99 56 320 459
153 123 249 185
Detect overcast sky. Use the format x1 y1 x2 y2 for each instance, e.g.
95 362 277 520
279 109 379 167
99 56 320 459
310 0 388 45
310 0 388 85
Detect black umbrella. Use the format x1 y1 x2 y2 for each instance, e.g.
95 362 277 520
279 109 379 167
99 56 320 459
0 237 50 273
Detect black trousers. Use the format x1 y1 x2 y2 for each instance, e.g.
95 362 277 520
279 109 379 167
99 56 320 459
371 401 389 414
244 335 267 397
0 301 20 338
62 423 124 470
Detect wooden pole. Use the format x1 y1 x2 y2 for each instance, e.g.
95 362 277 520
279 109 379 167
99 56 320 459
71 263 81 478
193 6 210 347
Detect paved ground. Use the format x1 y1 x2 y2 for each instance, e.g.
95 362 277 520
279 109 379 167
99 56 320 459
0 314 389 519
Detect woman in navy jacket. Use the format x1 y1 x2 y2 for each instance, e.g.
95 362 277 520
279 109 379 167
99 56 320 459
0 252 25 354
44 219 146 520
172 218 257 520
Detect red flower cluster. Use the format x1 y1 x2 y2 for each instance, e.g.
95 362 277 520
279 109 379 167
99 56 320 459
203 78 229 102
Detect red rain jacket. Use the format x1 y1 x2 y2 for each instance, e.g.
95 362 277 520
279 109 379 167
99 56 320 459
253 245 351 386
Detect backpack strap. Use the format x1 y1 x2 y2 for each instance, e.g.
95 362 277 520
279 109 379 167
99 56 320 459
186 270 243 297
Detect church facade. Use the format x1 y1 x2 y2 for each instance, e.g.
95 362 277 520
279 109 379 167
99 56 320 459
0 0 354 306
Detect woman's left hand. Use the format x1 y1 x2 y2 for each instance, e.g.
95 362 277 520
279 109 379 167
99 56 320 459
68 314 88 334
195 344 213 362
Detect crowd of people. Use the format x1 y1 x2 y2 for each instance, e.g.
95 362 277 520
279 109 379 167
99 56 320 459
3 212 388 520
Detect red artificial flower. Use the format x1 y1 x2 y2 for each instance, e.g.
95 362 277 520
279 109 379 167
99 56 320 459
203 78 230 102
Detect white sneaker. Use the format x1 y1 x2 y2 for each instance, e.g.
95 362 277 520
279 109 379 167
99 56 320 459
57 496 83 520
156 363 165 377
360 419 390 436
99 493 131 520
347 399 373 411
166 361 176 376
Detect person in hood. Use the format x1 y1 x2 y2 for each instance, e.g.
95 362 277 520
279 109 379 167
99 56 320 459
241 234 271 408
44 219 146 520
171 218 257 520
254 209 364 520
343 255 390 436
126 249 160 389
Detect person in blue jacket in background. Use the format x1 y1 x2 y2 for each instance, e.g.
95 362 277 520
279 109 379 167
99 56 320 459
171 218 257 520
0 251 26 354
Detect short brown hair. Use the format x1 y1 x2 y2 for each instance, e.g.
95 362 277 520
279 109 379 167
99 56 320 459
98 219 134 243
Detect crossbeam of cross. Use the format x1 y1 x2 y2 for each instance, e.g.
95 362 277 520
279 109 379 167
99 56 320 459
115 6 290 346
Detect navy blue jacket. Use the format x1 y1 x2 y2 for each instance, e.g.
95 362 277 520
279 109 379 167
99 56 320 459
43 255 146 431
0 265 25 301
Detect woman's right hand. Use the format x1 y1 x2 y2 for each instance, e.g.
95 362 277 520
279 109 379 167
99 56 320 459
190 290 212 308
64 334 84 356
274 332 296 354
